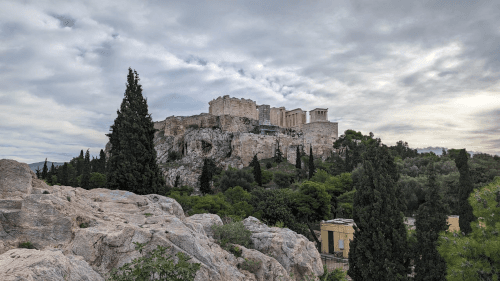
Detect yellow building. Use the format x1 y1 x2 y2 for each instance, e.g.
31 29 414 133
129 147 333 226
320 218 354 258
321 216 464 258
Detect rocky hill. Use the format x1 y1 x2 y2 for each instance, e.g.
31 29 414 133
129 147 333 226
105 113 337 192
0 159 323 280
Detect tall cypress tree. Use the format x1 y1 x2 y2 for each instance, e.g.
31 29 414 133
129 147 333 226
200 158 211 195
348 139 410 280
99 149 106 174
35 166 41 179
81 149 91 189
42 158 48 180
308 144 315 179
250 154 262 186
274 138 283 164
76 150 84 176
455 149 476 235
413 164 449 281
106 68 166 195
296 146 301 169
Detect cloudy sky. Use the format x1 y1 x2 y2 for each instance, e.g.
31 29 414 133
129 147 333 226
1 0 499 164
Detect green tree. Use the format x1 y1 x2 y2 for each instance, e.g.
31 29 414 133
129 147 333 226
89 172 107 189
216 168 254 193
296 146 302 169
250 154 262 186
106 68 166 195
348 139 411 280
274 138 284 164
200 158 212 195
99 149 106 174
309 144 315 179
413 164 450 281
35 166 41 179
76 150 84 176
294 181 331 249
437 177 500 281
48 163 55 183
455 149 476 235
81 149 91 189
58 163 68 186
42 158 48 180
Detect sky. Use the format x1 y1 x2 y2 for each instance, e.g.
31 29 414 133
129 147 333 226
1 0 500 164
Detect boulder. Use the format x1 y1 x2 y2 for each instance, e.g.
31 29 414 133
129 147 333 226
243 216 323 281
0 248 104 281
0 159 324 280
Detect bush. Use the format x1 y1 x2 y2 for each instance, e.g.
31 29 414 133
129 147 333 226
79 222 89 228
266 162 272 169
228 244 242 258
167 150 182 162
261 170 273 184
67 196 71 202
238 258 262 274
187 124 199 129
320 264 349 281
89 172 107 189
216 169 254 192
144 213 153 217
273 172 293 189
19 241 36 249
211 220 253 249
107 242 201 281
43 191 50 194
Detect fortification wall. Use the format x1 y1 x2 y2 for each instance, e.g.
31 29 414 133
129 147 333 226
302 122 338 145
257 104 271 125
209 95 258 120
155 113 259 137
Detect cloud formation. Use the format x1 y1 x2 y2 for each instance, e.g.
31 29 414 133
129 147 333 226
1 0 499 163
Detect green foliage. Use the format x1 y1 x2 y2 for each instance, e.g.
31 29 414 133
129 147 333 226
437 177 500 281
187 193 233 218
187 124 199 129
42 158 48 180
50 175 58 186
348 140 410 280
273 172 294 189
238 258 262 274
274 221 285 228
413 164 449 281
455 149 476 235
228 244 242 258
81 149 91 189
43 190 50 194
89 172 107 189
261 169 273 184
144 213 153 217
266 162 272 169
106 68 166 195
67 196 71 202
200 158 212 195
211 220 253 249
19 241 36 249
250 154 263 186
388 140 419 160
79 222 89 228
309 145 315 179
168 150 183 162
216 168 254 193
319 264 349 281
296 146 302 169
107 242 200 281
274 139 284 164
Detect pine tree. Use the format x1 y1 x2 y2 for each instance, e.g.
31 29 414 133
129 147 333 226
250 154 262 186
99 149 106 174
454 149 476 235
76 150 84 177
47 163 56 184
42 158 48 180
200 158 211 195
413 164 449 281
35 166 41 179
81 149 91 189
348 139 411 280
106 68 166 195
274 138 283 164
295 146 301 169
308 144 315 179
59 163 69 186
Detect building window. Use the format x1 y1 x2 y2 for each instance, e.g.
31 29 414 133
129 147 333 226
339 239 344 250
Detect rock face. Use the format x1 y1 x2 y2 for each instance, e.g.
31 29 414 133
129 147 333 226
0 159 323 281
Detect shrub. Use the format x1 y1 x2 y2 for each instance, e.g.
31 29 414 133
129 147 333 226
79 222 89 228
67 196 71 202
211 220 253 249
273 172 293 189
274 221 285 228
187 124 199 129
107 242 201 281
167 150 182 162
43 191 50 194
266 162 272 169
228 244 242 258
144 213 153 217
319 264 349 281
238 258 262 274
19 241 36 249
216 169 254 192
89 172 107 189
261 170 273 184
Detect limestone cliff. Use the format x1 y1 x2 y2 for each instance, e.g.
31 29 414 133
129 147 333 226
105 113 338 192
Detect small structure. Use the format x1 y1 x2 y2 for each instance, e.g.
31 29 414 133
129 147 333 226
447 215 460 232
320 218 354 258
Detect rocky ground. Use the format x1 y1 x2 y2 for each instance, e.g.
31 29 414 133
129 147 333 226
0 159 323 280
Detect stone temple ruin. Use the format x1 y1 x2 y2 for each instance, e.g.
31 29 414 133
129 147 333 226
208 95 336 137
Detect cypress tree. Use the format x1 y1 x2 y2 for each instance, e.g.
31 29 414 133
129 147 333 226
348 139 410 280
60 163 69 186
274 138 283 164
81 149 91 189
99 149 106 174
295 146 301 169
200 158 211 195
42 158 48 180
35 166 41 179
308 144 315 179
413 164 449 281
106 68 166 195
174 174 180 188
250 154 262 186
454 149 476 235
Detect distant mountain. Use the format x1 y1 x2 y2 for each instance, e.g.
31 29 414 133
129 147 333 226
28 161 65 173
417 147 484 156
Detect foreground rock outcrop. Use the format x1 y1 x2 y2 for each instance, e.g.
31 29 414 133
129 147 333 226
0 159 322 280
